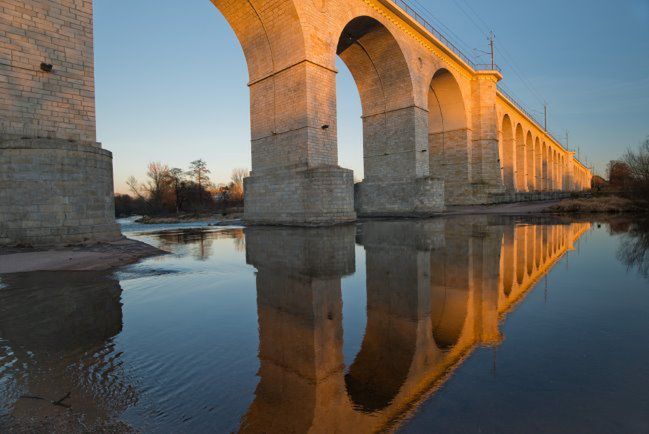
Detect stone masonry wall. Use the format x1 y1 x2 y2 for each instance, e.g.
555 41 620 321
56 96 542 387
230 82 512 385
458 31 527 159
0 138 120 246
0 1 119 246
0 0 96 142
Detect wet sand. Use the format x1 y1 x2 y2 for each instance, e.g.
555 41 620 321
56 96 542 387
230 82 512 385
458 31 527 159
0 238 165 274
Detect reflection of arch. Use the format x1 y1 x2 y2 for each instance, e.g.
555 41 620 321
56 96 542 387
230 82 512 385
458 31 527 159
541 225 548 262
525 131 535 191
515 124 526 191
526 226 535 275
337 16 416 182
515 226 526 284
430 282 469 350
502 226 515 296
535 225 543 268
501 115 515 190
345 244 419 413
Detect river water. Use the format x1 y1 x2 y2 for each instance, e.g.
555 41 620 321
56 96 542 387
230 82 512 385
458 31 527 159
1 216 648 432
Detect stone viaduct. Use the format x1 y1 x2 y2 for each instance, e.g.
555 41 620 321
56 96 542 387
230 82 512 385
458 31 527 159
0 0 593 245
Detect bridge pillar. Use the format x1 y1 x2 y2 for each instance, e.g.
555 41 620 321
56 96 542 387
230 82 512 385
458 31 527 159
353 105 445 217
0 0 120 246
469 71 507 203
244 61 356 226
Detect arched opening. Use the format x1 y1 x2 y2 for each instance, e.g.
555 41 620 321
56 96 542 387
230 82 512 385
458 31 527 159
559 155 566 190
515 124 526 191
541 142 548 191
428 69 469 203
336 61 364 182
99 1 278 198
534 138 542 191
337 16 417 185
552 150 558 191
525 131 535 191
500 115 515 190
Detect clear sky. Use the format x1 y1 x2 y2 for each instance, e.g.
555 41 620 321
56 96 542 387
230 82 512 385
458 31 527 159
94 0 649 194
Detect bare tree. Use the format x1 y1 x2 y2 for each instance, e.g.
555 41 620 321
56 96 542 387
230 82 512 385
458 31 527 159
229 168 248 203
145 162 171 210
623 138 649 200
126 176 145 200
607 160 632 188
168 168 185 214
189 159 211 206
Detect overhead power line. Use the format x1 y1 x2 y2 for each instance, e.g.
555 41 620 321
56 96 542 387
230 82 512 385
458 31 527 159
410 0 475 55
446 0 548 107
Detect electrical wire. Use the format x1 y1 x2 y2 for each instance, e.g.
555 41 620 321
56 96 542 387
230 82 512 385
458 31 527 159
409 0 476 57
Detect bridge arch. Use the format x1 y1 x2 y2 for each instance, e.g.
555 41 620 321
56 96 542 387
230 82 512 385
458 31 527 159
337 16 417 182
515 124 526 191
500 115 515 190
210 0 304 83
534 137 542 190
542 142 549 191
525 131 535 191
551 149 557 190
428 68 469 201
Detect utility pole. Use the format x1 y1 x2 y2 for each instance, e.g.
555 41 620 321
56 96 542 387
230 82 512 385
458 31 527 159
565 130 570 151
544 103 548 131
488 31 495 70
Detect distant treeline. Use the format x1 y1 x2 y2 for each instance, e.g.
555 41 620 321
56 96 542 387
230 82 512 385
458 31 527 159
115 159 248 217
606 137 649 204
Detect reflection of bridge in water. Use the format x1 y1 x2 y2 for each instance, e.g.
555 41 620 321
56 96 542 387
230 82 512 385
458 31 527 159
0 219 591 430
243 217 591 433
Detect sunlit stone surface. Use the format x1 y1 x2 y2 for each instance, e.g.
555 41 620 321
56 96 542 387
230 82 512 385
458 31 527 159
1 1 592 245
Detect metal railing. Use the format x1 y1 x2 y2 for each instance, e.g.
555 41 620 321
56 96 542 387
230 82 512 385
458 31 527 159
497 86 569 149
392 0 500 72
392 0 573 153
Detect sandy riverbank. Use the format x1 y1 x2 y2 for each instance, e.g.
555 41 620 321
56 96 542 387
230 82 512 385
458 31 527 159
0 238 165 274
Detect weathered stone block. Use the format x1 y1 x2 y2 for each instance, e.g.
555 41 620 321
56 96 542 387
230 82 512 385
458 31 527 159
244 167 356 226
354 177 445 217
0 139 120 246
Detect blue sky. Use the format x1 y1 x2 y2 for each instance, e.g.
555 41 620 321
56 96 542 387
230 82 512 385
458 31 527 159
94 0 649 193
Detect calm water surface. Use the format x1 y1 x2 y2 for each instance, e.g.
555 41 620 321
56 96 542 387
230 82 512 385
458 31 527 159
1 216 648 432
